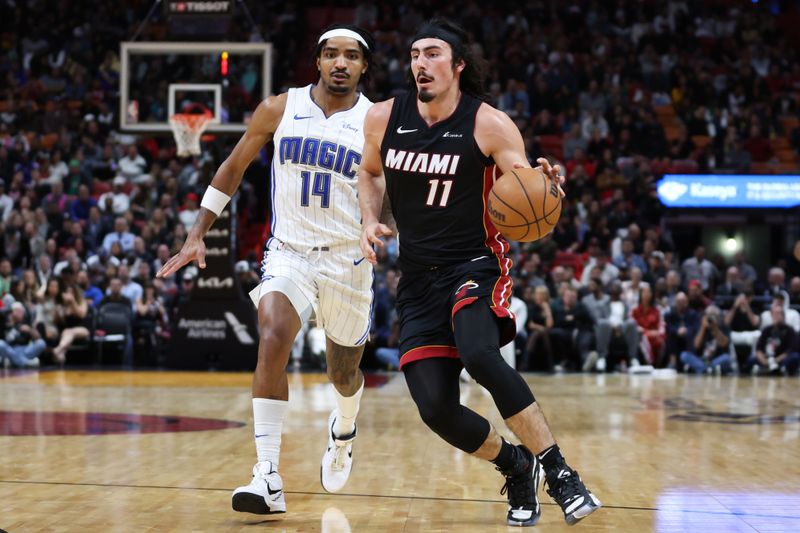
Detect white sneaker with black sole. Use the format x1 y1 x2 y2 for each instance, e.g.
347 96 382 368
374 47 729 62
231 461 286 514
320 409 356 493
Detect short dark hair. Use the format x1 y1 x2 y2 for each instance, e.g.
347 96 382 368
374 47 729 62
313 24 375 85
408 18 488 101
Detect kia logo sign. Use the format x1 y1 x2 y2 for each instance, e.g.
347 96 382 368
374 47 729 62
197 277 233 289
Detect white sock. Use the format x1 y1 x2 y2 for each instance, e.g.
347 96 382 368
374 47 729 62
253 398 288 466
332 379 364 437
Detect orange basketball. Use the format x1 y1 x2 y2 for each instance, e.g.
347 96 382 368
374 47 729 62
487 167 562 242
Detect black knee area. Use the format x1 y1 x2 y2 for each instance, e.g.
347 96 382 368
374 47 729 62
404 358 490 453
454 301 535 418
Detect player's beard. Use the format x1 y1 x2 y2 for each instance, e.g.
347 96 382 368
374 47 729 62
326 79 351 95
418 90 434 103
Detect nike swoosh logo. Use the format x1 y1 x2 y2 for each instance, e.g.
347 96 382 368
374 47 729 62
294 114 313 120
353 257 365 266
255 434 268 438
267 485 282 496
397 127 418 134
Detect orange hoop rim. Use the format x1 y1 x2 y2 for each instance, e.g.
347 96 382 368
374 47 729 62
169 109 214 132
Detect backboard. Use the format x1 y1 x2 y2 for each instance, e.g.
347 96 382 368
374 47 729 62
120 41 272 133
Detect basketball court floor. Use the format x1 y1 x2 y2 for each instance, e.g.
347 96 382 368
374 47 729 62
1 370 799 532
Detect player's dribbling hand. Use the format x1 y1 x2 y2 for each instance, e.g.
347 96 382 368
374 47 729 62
534 157 566 197
156 237 207 278
360 222 393 265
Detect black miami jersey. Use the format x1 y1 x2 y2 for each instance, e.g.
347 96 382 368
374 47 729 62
380 91 510 273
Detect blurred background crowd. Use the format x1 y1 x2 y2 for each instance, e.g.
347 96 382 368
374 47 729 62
1 0 798 373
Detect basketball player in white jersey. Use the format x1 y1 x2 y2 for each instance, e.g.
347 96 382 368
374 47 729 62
157 24 375 515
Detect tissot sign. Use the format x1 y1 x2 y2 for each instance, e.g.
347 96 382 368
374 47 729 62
166 1 232 14
657 174 800 208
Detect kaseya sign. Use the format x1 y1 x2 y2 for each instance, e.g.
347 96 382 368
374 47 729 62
658 174 800 208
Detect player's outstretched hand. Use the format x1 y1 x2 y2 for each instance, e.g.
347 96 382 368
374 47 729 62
535 157 566 197
156 237 207 278
360 222 393 265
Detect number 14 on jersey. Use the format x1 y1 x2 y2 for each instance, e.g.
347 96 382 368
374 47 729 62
300 171 331 208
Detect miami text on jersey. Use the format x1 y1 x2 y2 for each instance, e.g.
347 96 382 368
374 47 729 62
384 148 461 175
278 136 361 178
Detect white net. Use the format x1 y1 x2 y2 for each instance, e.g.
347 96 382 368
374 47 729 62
169 112 213 157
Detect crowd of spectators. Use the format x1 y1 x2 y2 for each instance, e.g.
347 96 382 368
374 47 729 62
1 1 798 373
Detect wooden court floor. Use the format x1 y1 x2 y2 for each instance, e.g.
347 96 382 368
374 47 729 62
1 369 799 532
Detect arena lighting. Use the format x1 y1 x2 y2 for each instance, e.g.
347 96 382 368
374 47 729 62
220 51 229 76
724 237 738 252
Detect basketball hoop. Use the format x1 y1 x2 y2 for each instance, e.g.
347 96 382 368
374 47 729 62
169 107 214 157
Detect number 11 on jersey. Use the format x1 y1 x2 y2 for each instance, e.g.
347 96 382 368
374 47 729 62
426 178 453 207
300 171 331 208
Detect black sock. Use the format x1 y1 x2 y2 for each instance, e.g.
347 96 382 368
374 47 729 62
538 444 565 476
491 438 517 472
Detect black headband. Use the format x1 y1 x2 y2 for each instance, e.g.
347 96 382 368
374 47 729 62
411 24 463 51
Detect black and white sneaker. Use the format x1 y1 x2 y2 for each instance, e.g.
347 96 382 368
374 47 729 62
545 466 601 525
498 445 541 527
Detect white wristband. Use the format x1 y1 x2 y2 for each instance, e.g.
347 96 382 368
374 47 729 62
200 185 231 216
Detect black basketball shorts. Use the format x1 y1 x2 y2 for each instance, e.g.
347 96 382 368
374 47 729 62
396 255 516 369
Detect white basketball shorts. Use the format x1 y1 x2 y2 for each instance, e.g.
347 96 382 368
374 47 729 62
249 241 373 347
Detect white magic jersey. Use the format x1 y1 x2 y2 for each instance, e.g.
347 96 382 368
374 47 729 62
269 85 372 251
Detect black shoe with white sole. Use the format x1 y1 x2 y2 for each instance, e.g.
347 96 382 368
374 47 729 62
498 445 541 527
545 466 601 525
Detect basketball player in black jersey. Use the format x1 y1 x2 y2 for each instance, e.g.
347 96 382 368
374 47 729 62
357 19 601 526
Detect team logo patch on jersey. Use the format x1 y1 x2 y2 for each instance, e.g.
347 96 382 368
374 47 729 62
455 280 479 300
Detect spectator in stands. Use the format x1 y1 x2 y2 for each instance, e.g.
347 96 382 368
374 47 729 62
134 282 166 362
523 286 555 371
551 285 596 372
614 237 647 274
51 275 91 364
765 267 787 297
789 277 800 306
621 266 647 309
632 285 664 365
178 192 200 229
99 176 131 216
0 259 11 297
235 260 260 297
0 301 46 368
749 306 799 375
725 291 762 368
583 279 638 371
563 123 587 160
759 293 800 333
114 264 142 311
581 251 620 288
100 277 132 309
681 245 717 292
644 251 667 285
686 280 710 312
716 266 743 308
69 184 97 224
118 144 148 183
582 109 609 141
76 269 104 308
733 251 758 287
664 292 700 369
680 305 733 374
102 217 135 254
0 180 12 222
